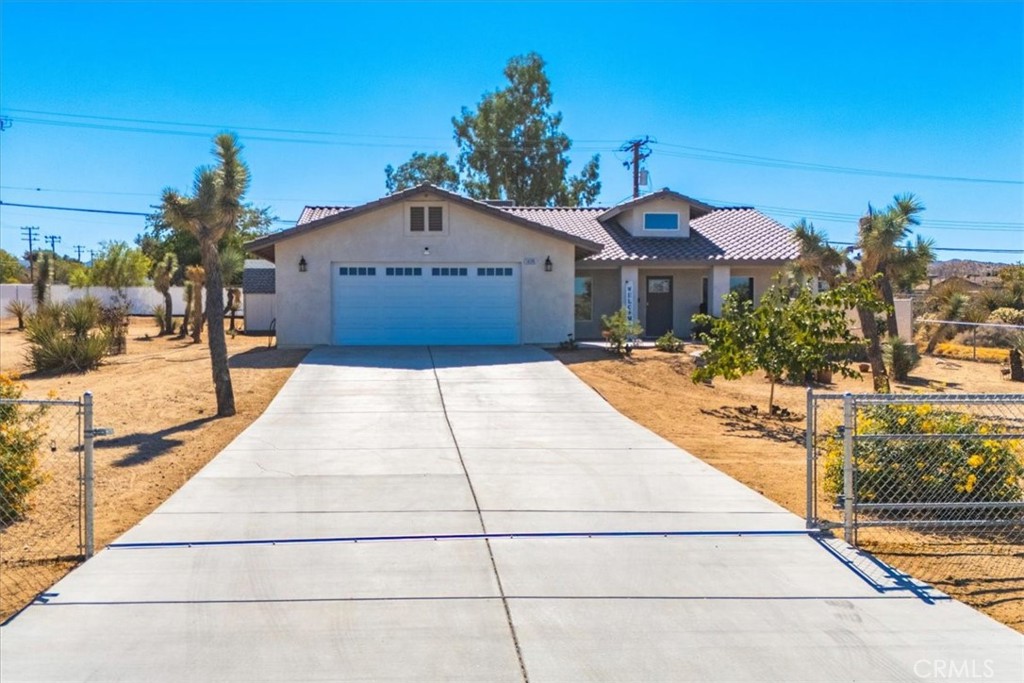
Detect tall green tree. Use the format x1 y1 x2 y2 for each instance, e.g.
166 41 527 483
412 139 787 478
452 52 600 206
161 133 250 417
385 152 460 193
0 248 27 283
137 203 272 286
89 241 152 293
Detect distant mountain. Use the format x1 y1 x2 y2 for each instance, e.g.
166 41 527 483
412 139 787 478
928 259 1010 279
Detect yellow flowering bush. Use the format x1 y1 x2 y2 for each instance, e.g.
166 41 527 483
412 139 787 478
823 403 1024 510
0 373 46 524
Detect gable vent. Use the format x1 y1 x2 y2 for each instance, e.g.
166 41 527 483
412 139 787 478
428 206 443 231
410 206 425 231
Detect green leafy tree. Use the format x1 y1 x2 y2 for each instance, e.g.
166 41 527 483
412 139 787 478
692 279 883 414
452 53 600 206
385 152 460 193
89 241 152 293
0 248 27 283
137 203 272 286
161 133 250 417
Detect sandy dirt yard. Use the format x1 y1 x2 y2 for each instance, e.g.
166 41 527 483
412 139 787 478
553 345 1024 633
0 317 306 620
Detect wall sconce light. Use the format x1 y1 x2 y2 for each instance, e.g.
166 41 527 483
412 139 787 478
544 256 553 272
423 246 430 256
298 256 307 272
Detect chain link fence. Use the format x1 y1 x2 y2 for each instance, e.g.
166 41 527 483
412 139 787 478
0 394 95 623
808 391 1024 607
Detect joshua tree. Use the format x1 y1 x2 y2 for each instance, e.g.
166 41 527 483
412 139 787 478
185 265 205 343
162 133 250 417
181 281 193 338
33 252 53 305
152 252 179 335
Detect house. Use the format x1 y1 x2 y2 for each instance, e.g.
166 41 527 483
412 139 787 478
244 184 798 347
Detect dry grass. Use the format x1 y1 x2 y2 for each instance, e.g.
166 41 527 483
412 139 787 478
553 345 1024 633
0 317 306 621
933 342 1011 364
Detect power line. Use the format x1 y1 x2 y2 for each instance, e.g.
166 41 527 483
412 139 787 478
831 241 1021 255
0 199 295 224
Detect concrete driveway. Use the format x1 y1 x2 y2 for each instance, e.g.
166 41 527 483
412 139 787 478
2 346 1021 681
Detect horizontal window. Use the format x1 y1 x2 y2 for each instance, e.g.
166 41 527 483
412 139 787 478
385 267 423 277
338 267 376 276
644 212 679 230
431 267 468 277
476 267 514 277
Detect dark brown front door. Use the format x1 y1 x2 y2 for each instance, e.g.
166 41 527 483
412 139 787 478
646 276 673 337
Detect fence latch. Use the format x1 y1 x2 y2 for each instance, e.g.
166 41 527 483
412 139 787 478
85 427 114 438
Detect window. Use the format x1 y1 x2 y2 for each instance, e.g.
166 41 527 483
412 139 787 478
431 267 468 277
643 213 679 230
409 205 444 232
730 276 755 303
338 267 376 276
477 267 513 277
575 276 593 321
385 267 422 277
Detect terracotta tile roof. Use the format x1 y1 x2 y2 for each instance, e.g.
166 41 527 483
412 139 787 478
501 206 799 263
298 206 350 224
287 189 798 264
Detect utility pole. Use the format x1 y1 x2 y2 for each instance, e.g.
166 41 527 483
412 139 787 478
73 244 86 261
89 249 96 262
620 136 655 198
21 226 40 280
45 234 62 254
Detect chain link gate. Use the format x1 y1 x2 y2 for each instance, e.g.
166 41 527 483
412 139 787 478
0 392 98 622
807 390 1024 599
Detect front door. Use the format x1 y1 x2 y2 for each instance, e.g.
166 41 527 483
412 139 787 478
646 276 673 337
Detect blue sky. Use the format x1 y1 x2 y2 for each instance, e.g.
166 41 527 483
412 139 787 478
1 1 1022 264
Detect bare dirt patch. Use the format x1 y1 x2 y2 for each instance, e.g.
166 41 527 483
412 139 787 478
1 317 306 620
553 345 1024 633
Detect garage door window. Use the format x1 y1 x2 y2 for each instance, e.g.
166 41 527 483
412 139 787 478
338 267 376 276
432 267 468 276
478 267 514 277
385 267 423 276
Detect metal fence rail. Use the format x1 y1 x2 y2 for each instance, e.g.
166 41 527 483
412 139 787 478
0 393 95 622
807 391 1024 588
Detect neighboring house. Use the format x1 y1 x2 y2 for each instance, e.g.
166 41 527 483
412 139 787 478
245 184 798 347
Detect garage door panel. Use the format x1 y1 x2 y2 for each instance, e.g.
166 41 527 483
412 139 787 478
332 264 520 346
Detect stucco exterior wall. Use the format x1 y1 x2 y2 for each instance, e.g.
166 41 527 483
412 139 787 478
574 268 620 339
273 197 576 347
618 197 692 237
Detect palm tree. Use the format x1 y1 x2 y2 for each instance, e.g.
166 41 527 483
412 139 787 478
152 253 179 335
161 134 250 417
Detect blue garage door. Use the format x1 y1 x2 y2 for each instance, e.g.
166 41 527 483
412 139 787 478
332 263 521 345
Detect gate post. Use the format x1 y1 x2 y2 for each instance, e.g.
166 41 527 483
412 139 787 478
805 388 814 529
82 392 95 558
842 392 855 545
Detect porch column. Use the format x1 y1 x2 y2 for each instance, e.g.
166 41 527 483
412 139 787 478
710 265 731 316
620 265 639 323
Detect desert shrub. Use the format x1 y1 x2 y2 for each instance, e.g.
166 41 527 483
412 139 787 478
823 404 1024 510
988 307 1024 326
24 301 109 373
0 374 46 524
882 336 920 381
5 299 30 329
152 304 167 332
99 301 129 355
933 342 1009 364
601 307 643 356
654 330 684 353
